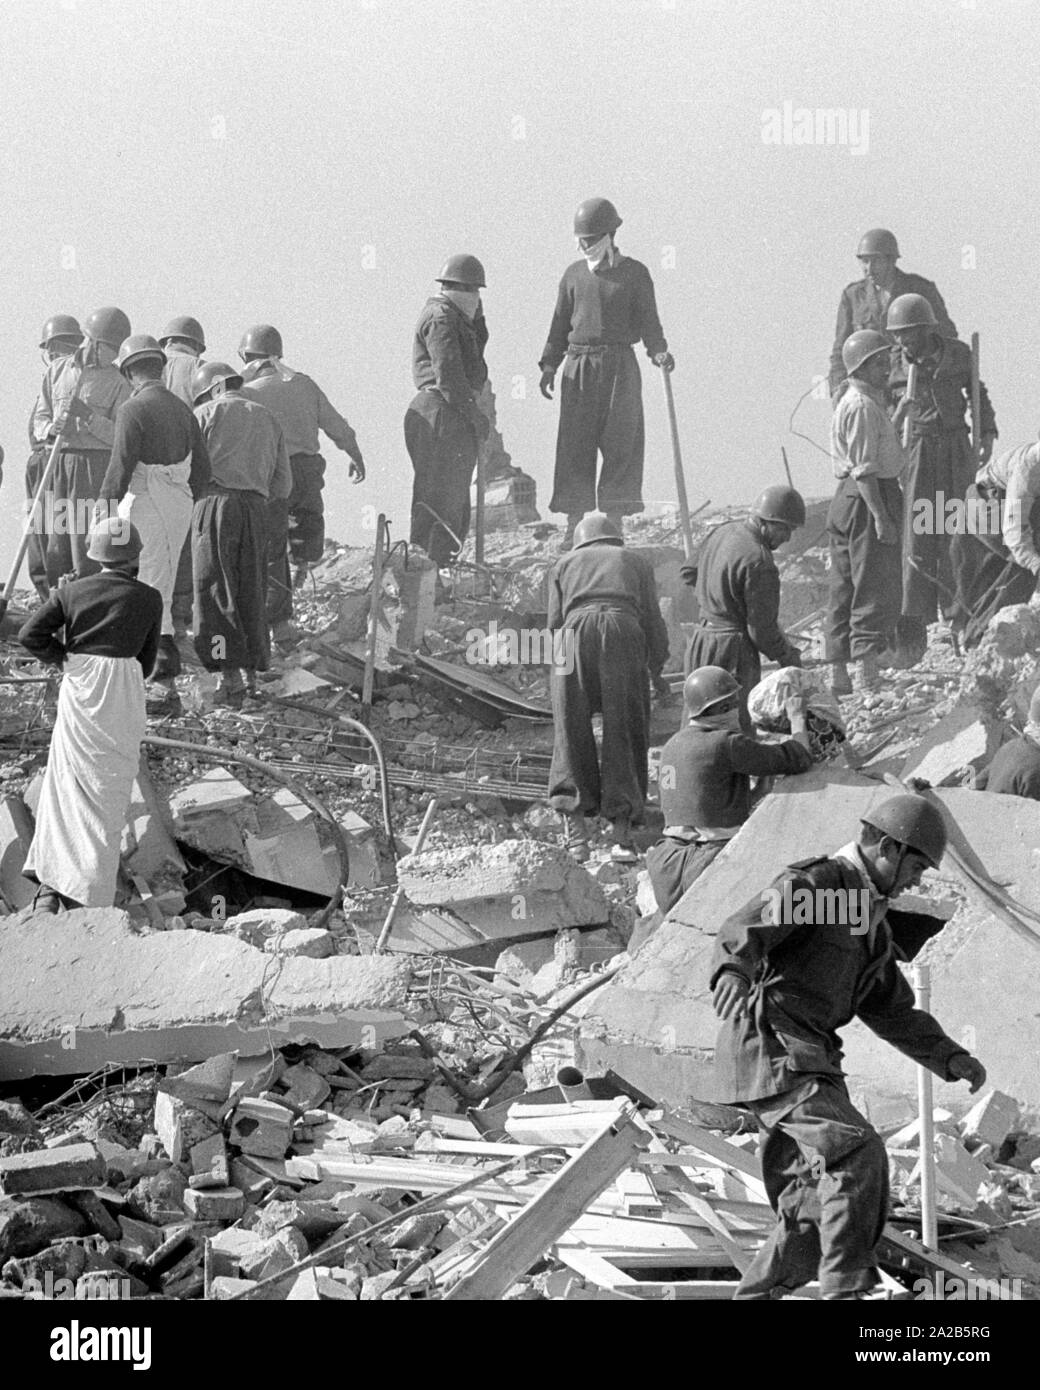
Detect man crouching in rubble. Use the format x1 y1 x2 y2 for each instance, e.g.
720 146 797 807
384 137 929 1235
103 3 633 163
710 794 987 1300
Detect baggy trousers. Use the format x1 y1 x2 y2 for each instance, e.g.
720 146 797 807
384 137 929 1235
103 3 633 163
684 625 760 733
266 497 293 628
172 535 194 631
645 837 724 916
405 390 477 566
825 476 903 661
192 489 271 673
118 460 194 637
899 426 975 646
288 452 327 564
548 606 650 823
734 1075 889 1300
45 449 110 584
25 446 51 600
549 344 645 518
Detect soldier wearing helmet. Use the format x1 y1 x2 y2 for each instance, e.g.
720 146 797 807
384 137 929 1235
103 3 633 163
25 316 84 599
829 228 958 400
32 306 133 585
404 256 491 568
682 485 806 730
885 293 997 665
539 198 673 548
711 792 986 1301
644 667 812 916
546 512 669 863
824 329 907 697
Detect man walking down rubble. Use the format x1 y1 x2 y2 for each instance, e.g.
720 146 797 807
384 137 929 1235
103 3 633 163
646 667 812 916
18 518 161 913
539 198 673 549
191 362 291 708
547 513 669 863
711 794 987 1300
682 486 805 731
26 315 84 600
99 335 211 717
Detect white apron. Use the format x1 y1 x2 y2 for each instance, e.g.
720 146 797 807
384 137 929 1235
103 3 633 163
118 458 193 634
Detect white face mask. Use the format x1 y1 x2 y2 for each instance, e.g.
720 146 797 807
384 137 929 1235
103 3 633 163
578 234 614 270
692 708 742 733
441 288 480 319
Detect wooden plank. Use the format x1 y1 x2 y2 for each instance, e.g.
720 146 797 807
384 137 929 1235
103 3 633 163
444 1105 649 1301
555 1247 638 1287
615 1280 740 1301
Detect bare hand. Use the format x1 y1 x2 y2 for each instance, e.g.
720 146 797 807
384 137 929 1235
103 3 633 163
679 562 698 588
653 351 675 372
539 369 556 401
652 673 672 700
348 458 366 484
713 972 750 1021
948 1053 987 1093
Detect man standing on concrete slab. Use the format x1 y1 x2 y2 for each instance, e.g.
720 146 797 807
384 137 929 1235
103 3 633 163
952 439 1040 638
682 487 805 731
547 512 669 862
240 324 366 647
32 306 132 585
887 293 997 666
191 361 291 708
26 315 84 600
99 335 211 717
405 256 490 568
829 229 957 402
18 518 161 913
646 667 812 916
711 794 986 1300
980 687 1040 800
540 198 673 549
826 330 906 698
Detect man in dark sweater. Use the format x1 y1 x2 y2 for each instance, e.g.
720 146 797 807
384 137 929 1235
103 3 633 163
539 198 673 547
981 687 1040 800
646 667 813 916
683 487 806 731
547 512 669 862
711 794 986 1299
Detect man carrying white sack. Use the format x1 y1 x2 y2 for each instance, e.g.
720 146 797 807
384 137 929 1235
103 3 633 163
18 518 162 913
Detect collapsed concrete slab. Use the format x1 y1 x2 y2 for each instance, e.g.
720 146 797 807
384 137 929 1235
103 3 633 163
0 794 36 911
902 701 1004 788
0 908 417 1079
579 766 1040 1120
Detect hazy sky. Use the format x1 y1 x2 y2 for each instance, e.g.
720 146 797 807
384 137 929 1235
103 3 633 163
2 0 1038 574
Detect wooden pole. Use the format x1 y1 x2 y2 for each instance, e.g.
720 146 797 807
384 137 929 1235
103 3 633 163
780 446 794 489
661 371 695 562
914 964 939 1253
970 332 982 465
361 514 387 711
375 796 438 951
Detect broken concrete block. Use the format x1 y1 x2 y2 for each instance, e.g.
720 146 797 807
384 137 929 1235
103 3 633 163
126 1168 188 1225
0 795 37 911
360 1269 400 1300
902 702 1003 788
121 755 187 887
163 1052 238 1105
230 1098 294 1159
210 1275 260 1300
263 928 335 959
169 767 253 818
0 1142 106 1197
65 1189 121 1241
391 1212 447 1251
359 1053 438 1082
0 1099 39 1144
254 1199 343 1243
226 908 308 948
0 1197 90 1261
960 1091 1021 1151
117 1215 162 1261
182 1186 244 1222
279 1063 331 1111
930 1134 989 1208
154 1092 220 1166
1010 1135 1040 1170
240 1225 308 1285
287 1266 358 1300
190 1133 229 1187
340 811 382 888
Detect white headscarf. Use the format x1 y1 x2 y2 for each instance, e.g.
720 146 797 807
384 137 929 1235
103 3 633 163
240 356 297 383
578 234 617 271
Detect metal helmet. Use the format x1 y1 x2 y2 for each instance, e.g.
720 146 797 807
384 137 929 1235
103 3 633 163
572 512 622 549
752 485 806 529
158 315 206 351
238 324 283 360
87 516 143 566
842 329 891 375
435 254 486 288
191 360 243 404
857 228 900 259
39 314 82 348
886 293 937 332
114 334 166 377
83 306 132 348
861 794 947 869
683 666 740 717
573 197 622 237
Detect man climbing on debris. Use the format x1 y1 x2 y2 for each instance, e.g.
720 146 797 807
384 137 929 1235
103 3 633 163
539 198 673 549
159 314 208 644
979 686 1040 800
887 293 997 666
829 229 957 401
32 306 132 585
25 315 84 600
646 667 812 916
191 361 291 708
405 255 490 568
98 335 211 717
711 793 987 1300
240 324 366 648
682 486 805 731
546 512 669 863
826 329 907 697
18 518 162 913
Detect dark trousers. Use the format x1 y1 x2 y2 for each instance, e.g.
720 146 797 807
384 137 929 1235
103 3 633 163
192 490 271 673
952 484 1040 628
548 607 650 823
288 453 326 564
734 1075 888 1300
265 497 293 627
645 837 724 915
44 450 110 584
172 533 194 631
900 427 975 646
684 626 760 733
549 344 644 518
25 447 51 600
825 476 903 661
405 390 477 566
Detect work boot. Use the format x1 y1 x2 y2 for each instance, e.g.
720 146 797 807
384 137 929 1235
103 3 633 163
151 634 182 682
30 884 66 915
561 812 590 863
829 661 853 698
212 670 247 710
292 561 310 590
851 652 881 694
610 815 639 864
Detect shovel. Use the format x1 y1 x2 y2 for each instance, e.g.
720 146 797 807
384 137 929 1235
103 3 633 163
661 369 695 562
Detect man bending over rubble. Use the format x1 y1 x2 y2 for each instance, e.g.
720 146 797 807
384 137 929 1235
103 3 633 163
710 793 986 1300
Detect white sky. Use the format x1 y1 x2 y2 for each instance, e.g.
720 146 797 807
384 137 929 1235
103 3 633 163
1 0 1038 572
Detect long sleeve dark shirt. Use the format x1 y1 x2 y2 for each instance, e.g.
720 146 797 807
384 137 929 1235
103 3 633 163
19 570 163 677
888 334 996 440
100 380 212 502
411 297 488 411
539 254 667 372
658 725 812 830
829 267 957 396
694 520 796 663
547 540 669 674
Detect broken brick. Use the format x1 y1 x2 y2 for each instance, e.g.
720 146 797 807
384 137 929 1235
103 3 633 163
182 1186 245 1222
190 1133 230 1187
229 1098 294 1158
960 1090 1022 1151
0 1142 106 1197
287 1266 358 1300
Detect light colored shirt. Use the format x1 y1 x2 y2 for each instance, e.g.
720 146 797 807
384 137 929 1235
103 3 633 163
162 345 202 407
32 354 131 452
241 368 361 461
194 392 291 500
976 441 1040 574
830 380 905 482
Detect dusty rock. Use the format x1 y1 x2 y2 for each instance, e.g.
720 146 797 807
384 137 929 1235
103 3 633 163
126 1168 188 1225
154 1092 220 1166
230 1098 294 1159
227 908 308 948
263 928 335 959
0 1143 106 1198
960 1091 1022 1151
0 1198 90 1261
